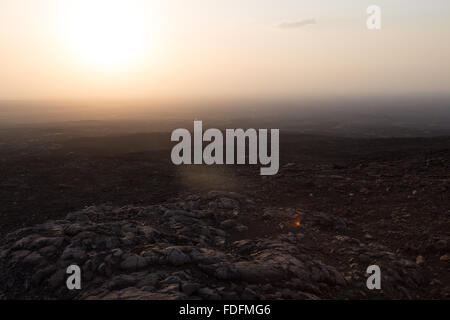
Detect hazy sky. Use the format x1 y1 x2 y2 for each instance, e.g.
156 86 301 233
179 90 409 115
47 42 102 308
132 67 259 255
0 0 449 101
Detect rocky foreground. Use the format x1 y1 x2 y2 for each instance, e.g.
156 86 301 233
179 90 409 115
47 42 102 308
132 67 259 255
0 191 436 299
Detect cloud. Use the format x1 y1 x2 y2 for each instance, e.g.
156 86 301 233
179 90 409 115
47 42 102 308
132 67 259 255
275 19 316 29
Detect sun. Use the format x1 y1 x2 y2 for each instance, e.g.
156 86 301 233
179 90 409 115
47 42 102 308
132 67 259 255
60 0 160 70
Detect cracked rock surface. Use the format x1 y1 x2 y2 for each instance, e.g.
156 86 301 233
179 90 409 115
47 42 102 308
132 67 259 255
0 191 431 299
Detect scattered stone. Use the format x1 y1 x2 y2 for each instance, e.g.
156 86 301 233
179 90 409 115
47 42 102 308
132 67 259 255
235 225 249 233
167 248 190 266
22 252 45 266
61 247 86 262
120 254 148 271
181 282 200 295
416 255 425 265
440 254 449 262
220 219 237 229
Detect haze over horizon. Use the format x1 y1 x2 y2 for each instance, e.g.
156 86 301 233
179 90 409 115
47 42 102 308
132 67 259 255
0 0 449 103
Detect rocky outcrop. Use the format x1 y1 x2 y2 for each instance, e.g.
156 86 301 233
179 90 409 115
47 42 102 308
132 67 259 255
0 191 427 300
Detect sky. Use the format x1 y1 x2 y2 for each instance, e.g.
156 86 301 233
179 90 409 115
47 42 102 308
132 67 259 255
0 0 449 102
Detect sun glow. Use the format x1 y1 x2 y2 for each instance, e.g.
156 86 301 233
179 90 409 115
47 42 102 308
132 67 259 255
60 0 160 70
